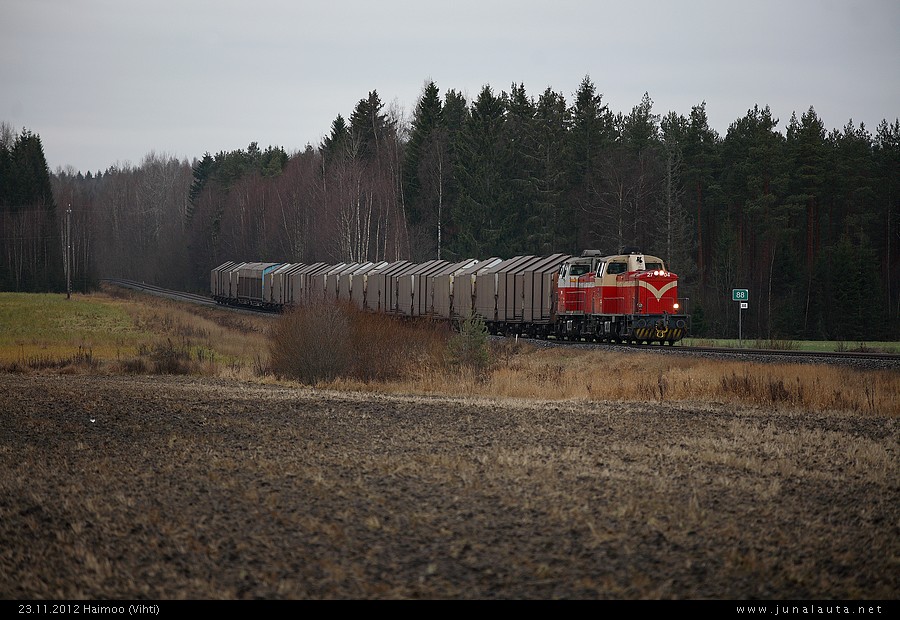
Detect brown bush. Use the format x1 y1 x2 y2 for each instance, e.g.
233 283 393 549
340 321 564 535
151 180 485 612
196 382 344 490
268 300 353 384
268 300 450 385
146 338 196 375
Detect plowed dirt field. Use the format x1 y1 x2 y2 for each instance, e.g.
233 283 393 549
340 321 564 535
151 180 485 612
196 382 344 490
1 373 897 600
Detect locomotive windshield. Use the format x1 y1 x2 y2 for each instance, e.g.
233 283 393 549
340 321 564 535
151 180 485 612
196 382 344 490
569 264 590 276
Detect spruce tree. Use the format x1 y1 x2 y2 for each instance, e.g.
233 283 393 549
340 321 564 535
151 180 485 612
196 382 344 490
188 152 215 219
567 75 614 250
349 90 393 159
501 83 539 256
321 114 351 162
403 81 444 226
450 85 507 258
437 90 469 260
533 87 571 254
1 129 63 291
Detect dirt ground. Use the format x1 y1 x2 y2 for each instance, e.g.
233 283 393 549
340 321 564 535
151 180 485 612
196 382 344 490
0 373 897 600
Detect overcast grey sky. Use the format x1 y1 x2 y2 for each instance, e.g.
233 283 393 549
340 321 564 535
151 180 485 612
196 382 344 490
2 0 898 174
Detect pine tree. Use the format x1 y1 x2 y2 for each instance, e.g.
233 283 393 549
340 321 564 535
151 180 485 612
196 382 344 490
721 105 792 339
659 111 696 285
622 93 660 152
682 102 722 291
874 119 900 324
785 107 828 335
261 146 288 177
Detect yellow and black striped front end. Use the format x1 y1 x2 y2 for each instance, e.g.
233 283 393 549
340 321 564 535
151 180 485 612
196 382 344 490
629 315 690 344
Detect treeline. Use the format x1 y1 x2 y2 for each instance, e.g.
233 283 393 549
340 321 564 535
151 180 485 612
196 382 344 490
5 76 899 340
0 125 63 292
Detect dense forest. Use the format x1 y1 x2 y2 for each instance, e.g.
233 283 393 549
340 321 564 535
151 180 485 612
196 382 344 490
2 76 898 341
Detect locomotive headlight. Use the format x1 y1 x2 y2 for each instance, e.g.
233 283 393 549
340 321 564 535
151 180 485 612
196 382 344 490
673 302 679 310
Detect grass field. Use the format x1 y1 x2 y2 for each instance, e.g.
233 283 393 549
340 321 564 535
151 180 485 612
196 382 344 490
0 292 140 363
1 289 898 416
0 289 271 376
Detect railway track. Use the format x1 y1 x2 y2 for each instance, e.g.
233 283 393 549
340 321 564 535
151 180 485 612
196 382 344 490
674 344 900 362
102 278 221 307
534 338 900 370
101 278 900 369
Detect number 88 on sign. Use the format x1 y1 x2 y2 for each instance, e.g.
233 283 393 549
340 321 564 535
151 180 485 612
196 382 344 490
732 289 749 302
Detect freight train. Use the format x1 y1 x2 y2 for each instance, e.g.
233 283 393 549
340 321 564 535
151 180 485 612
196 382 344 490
211 250 690 345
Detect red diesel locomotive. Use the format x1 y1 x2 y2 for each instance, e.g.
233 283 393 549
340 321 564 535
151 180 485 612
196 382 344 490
553 250 687 344
211 249 690 345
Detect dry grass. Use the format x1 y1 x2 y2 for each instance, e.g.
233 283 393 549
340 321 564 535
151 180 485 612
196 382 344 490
470 344 900 416
338 338 900 417
1 290 898 416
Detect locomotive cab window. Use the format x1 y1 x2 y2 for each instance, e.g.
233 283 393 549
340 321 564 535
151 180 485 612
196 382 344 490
607 262 627 275
569 264 589 276
645 262 662 271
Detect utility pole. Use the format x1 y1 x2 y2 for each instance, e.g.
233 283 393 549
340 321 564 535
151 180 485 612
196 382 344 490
66 205 71 299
